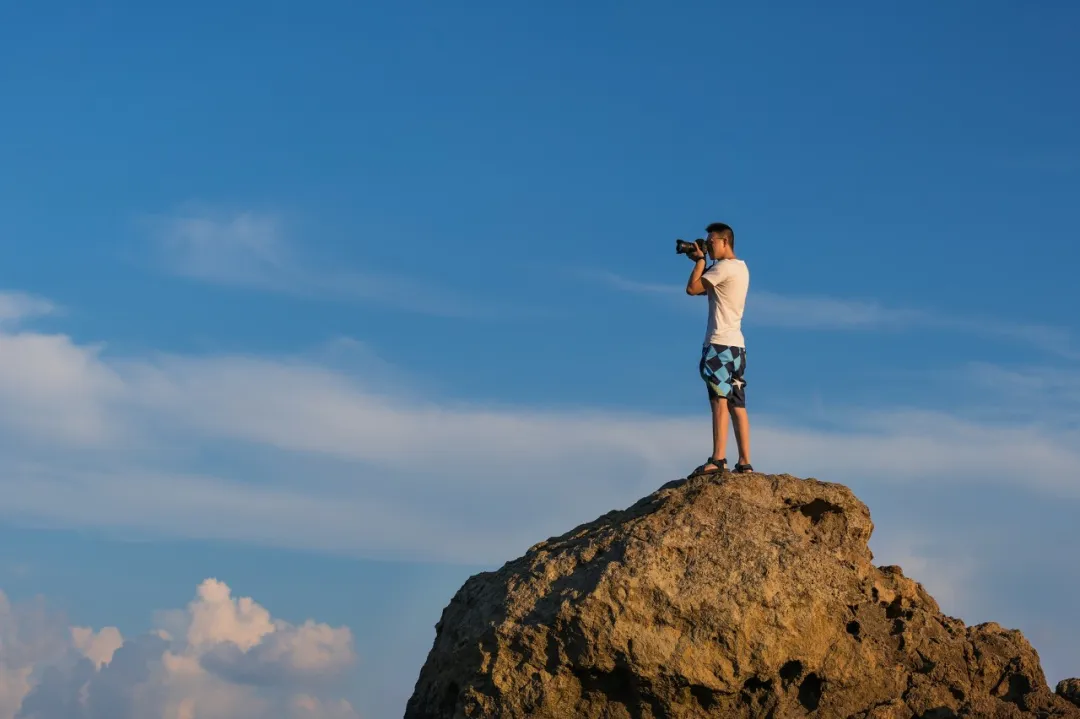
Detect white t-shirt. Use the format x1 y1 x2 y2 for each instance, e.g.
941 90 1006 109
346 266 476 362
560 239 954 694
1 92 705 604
701 258 749 347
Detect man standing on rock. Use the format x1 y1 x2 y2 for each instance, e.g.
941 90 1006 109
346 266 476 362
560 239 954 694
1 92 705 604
684 222 753 476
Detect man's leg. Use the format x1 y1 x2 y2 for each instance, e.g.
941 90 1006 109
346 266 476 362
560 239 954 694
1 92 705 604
695 343 736 474
727 346 752 469
710 395 729 465
728 405 751 466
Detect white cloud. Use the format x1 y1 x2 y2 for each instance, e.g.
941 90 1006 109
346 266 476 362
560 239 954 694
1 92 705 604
143 208 491 318
149 211 295 291
185 578 275 651
572 267 919 329
185 579 355 689
963 361 1080 413
0 592 70 719
288 696 360 719
0 293 58 327
566 269 677 297
0 298 1077 565
200 620 356 688
0 332 125 447
71 627 124 670
5 579 357 719
751 290 919 329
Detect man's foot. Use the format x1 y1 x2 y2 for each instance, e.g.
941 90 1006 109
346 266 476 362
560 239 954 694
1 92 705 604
733 463 754 473
689 457 727 477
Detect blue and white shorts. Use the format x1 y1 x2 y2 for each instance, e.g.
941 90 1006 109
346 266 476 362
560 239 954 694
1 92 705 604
699 344 747 407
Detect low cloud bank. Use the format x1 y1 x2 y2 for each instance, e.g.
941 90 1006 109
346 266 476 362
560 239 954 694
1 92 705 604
0 579 357 719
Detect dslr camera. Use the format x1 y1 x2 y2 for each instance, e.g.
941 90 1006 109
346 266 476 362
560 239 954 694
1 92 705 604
675 238 707 256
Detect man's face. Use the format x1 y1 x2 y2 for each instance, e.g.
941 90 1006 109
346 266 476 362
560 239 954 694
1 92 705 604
706 232 725 257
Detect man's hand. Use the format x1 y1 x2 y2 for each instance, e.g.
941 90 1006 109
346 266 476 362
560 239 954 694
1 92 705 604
686 240 707 262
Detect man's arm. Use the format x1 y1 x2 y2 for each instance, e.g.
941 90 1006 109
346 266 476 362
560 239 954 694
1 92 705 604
686 258 710 295
686 259 707 295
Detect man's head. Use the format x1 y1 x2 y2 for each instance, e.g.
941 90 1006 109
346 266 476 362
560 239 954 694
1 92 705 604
705 222 735 259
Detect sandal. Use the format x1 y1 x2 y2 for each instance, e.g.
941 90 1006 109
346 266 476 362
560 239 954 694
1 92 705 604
689 457 727 477
733 463 754 473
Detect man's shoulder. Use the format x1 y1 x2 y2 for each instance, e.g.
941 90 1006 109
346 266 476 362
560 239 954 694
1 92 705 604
710 258 748 273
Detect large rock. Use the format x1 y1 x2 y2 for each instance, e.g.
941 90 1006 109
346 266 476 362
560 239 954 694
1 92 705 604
405 472 1079 718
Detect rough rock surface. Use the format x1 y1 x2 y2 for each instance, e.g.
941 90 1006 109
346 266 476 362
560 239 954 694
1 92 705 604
1060 679 1080 708
406 472 1079 718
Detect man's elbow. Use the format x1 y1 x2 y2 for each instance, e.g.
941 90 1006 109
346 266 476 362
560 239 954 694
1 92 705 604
686 283 705 295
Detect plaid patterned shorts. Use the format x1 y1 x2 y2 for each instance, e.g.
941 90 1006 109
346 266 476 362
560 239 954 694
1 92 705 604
699 344 747 407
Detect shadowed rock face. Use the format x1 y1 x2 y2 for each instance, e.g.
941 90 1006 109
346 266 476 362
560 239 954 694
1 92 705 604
405 473 1080 718
1060 679 1080 709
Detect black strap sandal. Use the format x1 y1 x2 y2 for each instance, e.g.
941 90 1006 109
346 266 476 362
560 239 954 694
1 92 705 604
733 463 754 473
689 457 727 477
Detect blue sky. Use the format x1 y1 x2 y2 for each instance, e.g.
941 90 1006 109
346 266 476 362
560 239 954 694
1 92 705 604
1 2 1078 716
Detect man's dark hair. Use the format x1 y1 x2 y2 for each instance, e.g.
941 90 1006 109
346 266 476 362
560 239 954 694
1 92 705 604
705 222 735 248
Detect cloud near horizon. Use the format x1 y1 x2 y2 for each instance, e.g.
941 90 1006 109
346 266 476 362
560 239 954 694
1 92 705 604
0 579 357 719
0 287 1078 565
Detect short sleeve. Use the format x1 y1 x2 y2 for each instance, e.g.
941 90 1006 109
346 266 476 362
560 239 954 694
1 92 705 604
701 261 728 288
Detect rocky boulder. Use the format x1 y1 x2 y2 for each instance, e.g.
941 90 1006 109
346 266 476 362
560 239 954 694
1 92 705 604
1059 679 1080 708
406 472 1079 718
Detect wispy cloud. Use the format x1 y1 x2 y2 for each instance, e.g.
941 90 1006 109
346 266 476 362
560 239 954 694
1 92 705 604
143 208 493 318
965 361 1080 401
0 578 357 719
0 292 58 326
567 269 678 297
921 316 1078 358
0 331 124 447
580 268 1080 358
751 291 919 329
150 211 297 290
0 289 1078 564
571 268 924 328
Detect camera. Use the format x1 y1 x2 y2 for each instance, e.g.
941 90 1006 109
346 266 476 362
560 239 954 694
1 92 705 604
675 238 706 256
